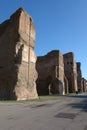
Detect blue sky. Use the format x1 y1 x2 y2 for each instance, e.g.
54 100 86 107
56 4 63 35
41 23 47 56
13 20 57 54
0 0 87 79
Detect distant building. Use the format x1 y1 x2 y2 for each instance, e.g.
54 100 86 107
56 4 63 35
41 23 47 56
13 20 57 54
36 50 65 95
63 52 78 93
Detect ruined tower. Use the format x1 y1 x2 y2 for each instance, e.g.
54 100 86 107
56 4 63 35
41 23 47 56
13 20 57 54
63 52 78 93
82 78 87 92
0 8 38 100
36 50 65 95
77 62 82 92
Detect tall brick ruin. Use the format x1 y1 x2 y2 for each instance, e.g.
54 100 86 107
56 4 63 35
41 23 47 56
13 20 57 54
82 78 87 92
63 52 78 93
0 8 38 100
36 50 65 95
77 62 82 92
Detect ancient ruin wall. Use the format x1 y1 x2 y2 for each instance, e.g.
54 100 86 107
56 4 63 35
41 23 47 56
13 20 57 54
82 78 87 92
36 50 65 95
77 62 82 92
63 52 78 93
0 8 38 100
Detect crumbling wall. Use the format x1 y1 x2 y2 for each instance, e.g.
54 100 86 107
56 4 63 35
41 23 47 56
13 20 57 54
63 52 78 93
0 8 38 100
77 62 82 92
82 78 87 92
36 50 65 95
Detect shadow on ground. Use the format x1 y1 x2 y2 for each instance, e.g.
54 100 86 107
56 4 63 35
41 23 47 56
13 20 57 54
67 95 87 112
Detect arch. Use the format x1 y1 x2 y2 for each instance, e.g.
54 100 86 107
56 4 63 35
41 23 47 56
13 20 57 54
46 76 53 95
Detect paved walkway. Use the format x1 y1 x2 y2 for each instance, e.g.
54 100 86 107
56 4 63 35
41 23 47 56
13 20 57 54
0 95 87 130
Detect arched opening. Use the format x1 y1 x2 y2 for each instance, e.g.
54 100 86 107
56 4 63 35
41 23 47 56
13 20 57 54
46 76 54 95
64 76 68 94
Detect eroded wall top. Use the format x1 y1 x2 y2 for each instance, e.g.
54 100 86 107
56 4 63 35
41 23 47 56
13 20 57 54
0 8 36 48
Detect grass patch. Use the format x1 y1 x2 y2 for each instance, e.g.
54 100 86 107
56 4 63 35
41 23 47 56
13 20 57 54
0 95 63 103
37 95 63 101
65 93 75 96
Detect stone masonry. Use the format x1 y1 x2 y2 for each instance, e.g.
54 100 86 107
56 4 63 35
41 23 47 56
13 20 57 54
36 50 65 95
63 52 78 93
82 78 87 92
77 62 82 92
0 8 38 100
